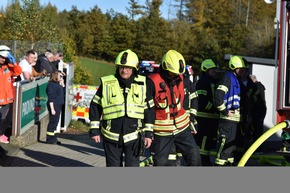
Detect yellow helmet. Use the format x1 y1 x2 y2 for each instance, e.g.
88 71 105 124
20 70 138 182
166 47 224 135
229 55 246 70
161 50 185 74
115 49 139 70
201 59 218 72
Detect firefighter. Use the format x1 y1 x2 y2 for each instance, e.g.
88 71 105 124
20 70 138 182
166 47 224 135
234 61 261 161
214 55 246 166
89 49 154 167
250 74 267 153
0 45 22 145
147 50 201 166
167 65 198 166
195 59 220 166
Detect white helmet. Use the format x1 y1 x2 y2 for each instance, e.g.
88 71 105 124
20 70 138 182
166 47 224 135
0 45 11 58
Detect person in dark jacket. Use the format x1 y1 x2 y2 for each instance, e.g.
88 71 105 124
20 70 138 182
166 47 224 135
46 70 65 144
195 59 220 166
214 55 246 166
89 49 154 167
235 65 260 161
250 74 267 152
34 51 54 76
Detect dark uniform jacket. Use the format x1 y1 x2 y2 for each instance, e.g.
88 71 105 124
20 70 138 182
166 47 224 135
183 70 198 122
239 77 259 121
196 73 219 115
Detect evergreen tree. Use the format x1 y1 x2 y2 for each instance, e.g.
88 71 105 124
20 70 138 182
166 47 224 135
128 0 146 20
135 0 172 62
107 13 136 61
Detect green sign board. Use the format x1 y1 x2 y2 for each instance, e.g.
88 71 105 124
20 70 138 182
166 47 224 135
20 78 48 134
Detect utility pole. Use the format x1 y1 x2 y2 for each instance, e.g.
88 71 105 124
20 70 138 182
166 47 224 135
167 0 172 20
246 0 251 26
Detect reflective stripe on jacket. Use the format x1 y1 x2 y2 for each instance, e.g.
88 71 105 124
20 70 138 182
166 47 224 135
216 71 241 122
100 75 146 120
149 73 190 136
223 72 240 110
196 74 220 119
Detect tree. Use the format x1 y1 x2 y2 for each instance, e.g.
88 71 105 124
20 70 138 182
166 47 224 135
128 0 146 20
107 13 136 61
184 0 248 69
241 0 276 58
2 0 59 42
134 0 172 62
82 6 111 60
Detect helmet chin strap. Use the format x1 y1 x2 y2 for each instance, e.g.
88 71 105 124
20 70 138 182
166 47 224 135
233 69 238 77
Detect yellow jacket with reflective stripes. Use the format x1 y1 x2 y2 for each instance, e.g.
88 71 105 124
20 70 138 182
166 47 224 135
89 74 154 144
100 75 146 120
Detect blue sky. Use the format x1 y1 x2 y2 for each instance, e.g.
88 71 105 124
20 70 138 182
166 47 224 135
0 0 173 18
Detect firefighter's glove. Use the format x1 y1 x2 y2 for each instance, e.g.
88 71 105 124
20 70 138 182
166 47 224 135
7 53 16 65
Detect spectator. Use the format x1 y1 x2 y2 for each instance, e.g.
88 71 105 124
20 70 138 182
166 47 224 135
0 45 22 144
45 70 65 145
52 51 64 71
19 50 36 81
34 51 54 76
32 51 42 77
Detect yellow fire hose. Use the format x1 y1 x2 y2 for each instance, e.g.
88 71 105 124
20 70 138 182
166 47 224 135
140 121 290 167
237 120 290 167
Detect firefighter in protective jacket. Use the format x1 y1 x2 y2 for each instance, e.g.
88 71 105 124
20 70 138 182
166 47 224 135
235 61 261 160
214 55 246 166
89 49 154 167
167 65 198 166
147 50 201 166
195 59 220 166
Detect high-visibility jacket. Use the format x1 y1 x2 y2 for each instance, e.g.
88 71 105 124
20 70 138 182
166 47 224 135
89 74 154 144
214 71 241 122
100 75 146 120
0 63 22 105
148 73 190 136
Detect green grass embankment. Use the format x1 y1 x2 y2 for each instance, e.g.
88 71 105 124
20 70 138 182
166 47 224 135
78 57 115 86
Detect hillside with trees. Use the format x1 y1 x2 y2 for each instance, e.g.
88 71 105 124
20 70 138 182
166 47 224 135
0 0 276 84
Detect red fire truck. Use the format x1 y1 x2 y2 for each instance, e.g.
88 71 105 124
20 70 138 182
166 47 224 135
274 0 290 123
